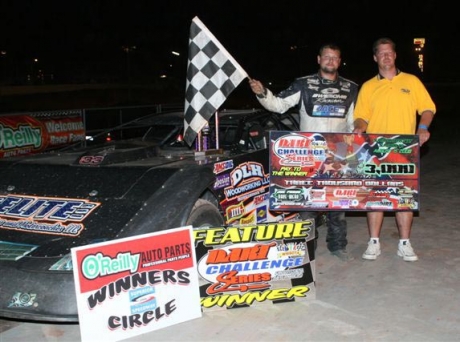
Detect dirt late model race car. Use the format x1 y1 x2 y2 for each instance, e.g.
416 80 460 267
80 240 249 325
0 108 310 322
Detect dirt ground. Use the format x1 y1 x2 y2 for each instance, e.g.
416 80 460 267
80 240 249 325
0 140 458 342
0 84 459 341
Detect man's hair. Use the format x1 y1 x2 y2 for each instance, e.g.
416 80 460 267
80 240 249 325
318 43 341 56
372 38 396 55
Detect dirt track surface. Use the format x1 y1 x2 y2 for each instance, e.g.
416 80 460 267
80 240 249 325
1 140 458 341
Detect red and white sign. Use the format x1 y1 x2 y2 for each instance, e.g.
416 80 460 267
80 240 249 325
72 226 201 342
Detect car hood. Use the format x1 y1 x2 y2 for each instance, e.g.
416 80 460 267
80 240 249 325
0 143 215 258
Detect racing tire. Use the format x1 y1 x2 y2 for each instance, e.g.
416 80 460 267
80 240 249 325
186 199 224 228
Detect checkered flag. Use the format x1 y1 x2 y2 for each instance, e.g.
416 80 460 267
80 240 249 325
183 16 248 146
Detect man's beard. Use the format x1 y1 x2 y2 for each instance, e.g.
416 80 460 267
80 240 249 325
320 66 337 75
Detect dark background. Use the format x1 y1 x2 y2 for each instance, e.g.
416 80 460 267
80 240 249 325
1 1 457 84
0 0 458 117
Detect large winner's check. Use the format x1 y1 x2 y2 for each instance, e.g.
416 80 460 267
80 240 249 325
269 131 420 212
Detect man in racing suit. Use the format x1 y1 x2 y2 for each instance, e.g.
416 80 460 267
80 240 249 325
249 43 359 261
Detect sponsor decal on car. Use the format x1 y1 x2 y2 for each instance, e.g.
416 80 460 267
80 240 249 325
8 292 37 308
0 194 100 236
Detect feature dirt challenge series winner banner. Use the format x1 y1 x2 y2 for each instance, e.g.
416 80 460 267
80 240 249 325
269 131 420 212
194 220 317 311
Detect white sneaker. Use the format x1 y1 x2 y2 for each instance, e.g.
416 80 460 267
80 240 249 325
362 241 381 260
397 241 418 261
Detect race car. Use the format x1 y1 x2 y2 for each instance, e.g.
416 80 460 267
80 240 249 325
0 108 307 322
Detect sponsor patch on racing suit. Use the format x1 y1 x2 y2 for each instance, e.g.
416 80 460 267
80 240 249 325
258 74 359 133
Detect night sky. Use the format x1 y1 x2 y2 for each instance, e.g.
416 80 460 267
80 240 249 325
1 0 457 87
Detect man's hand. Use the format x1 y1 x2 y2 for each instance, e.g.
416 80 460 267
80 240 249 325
417 127 430 146
353 118 368 134
249 78 265 96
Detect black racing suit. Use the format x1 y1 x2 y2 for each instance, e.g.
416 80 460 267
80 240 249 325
257 73 359 252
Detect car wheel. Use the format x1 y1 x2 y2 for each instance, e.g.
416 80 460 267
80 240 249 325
186 199 224 227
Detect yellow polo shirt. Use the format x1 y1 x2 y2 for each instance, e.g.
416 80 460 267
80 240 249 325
354 72 436 134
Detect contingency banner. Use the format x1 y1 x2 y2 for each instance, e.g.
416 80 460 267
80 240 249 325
0 110 85 158
269 131 420 212
72 226 201 342
194 220 316 312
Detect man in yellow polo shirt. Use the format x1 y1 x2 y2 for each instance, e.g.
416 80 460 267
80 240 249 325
353 37 436 262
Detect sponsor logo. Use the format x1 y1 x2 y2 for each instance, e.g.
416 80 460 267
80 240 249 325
214 160 234 174
333 189 358 198
0 194 100 236
273 133 326 167
214 173 231 190
8 292 37 308
224 162 269 200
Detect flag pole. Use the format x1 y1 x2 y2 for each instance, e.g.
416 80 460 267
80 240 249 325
195 131 202 151
215 111 219 150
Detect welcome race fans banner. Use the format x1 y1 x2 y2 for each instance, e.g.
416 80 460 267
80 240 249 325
0 110 85 158
269 131 420 212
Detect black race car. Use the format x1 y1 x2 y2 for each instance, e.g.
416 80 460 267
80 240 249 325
0 108 306 322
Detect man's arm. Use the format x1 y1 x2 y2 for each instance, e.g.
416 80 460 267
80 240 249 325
417 110 435 146
248 78 300 114
417 110 435 130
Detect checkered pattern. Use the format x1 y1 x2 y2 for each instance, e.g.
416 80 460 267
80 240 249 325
183 16 248 146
